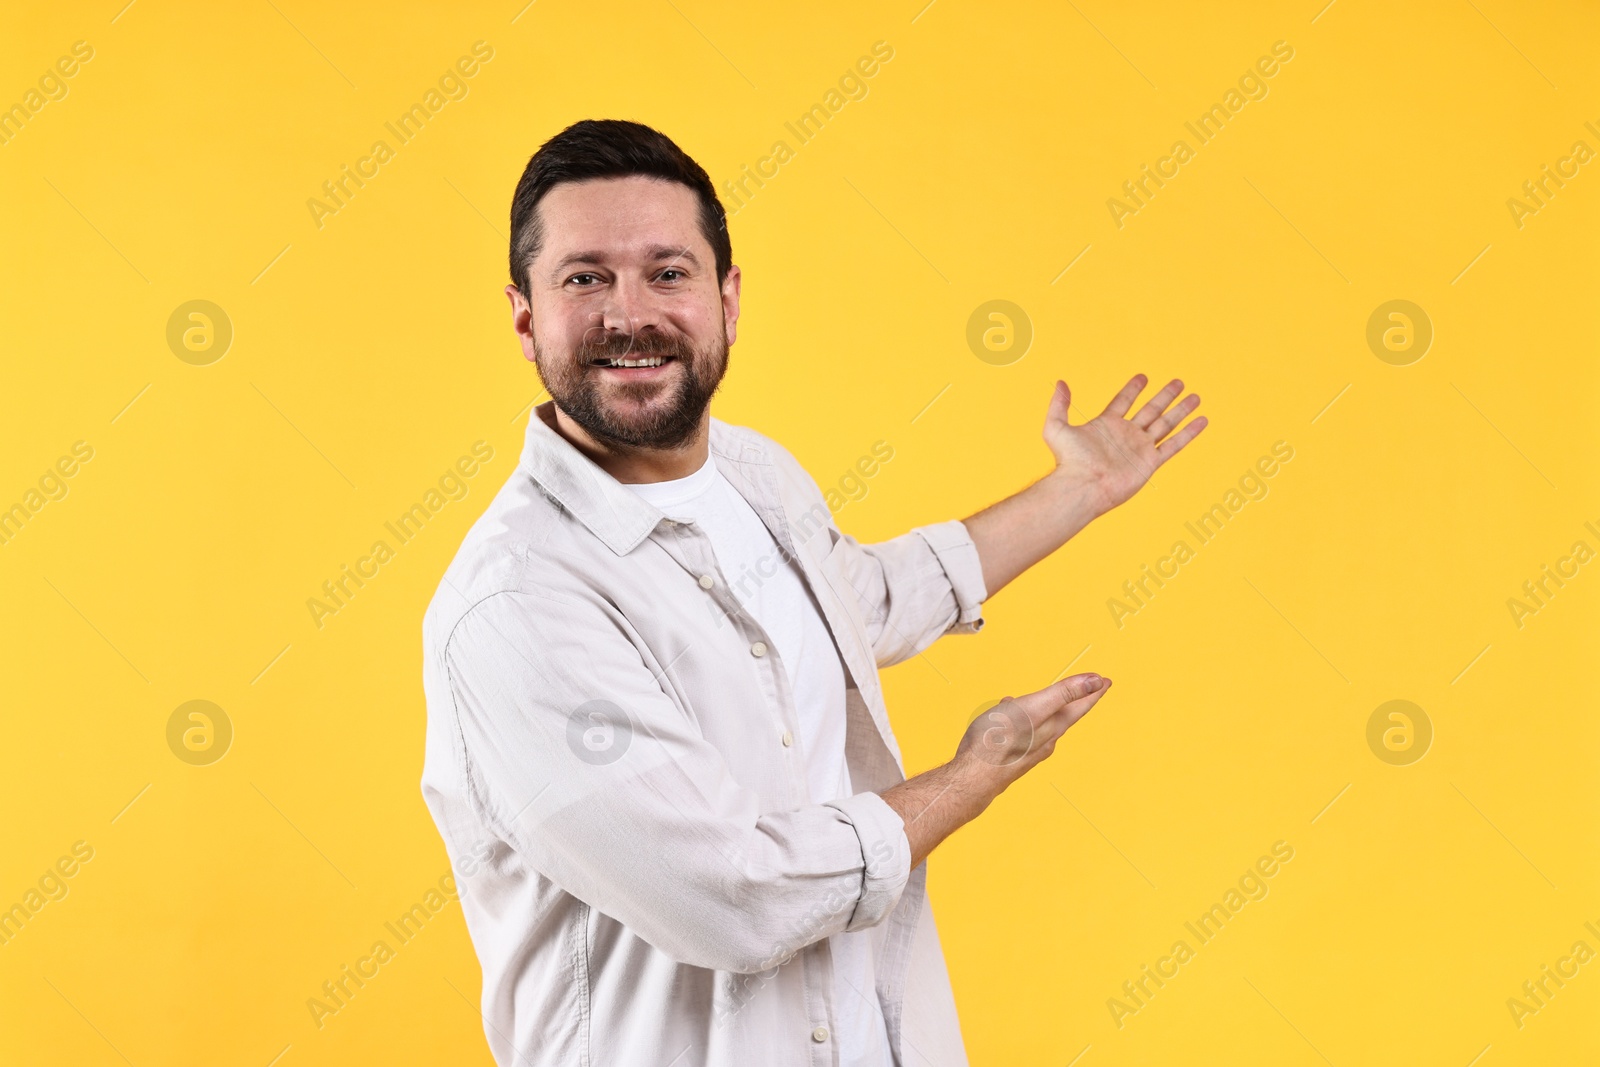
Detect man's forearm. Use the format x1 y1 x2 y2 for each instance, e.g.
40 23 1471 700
962 469 1104 601
878 673 1111 869
879 754 996 870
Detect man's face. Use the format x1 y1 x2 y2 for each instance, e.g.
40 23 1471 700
507 175 741 451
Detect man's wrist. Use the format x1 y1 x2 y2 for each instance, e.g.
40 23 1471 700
943 750 1005 817
882 754 1005 868
1042 463 1115 523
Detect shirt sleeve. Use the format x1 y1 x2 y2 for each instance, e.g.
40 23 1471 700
441 587 913 975
824 517 989 669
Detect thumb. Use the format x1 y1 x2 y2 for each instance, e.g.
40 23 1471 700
1049 380 1072 424
1051 672 1105 705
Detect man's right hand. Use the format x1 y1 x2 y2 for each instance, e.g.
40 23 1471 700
881 672 1112 869
956 672 1111 784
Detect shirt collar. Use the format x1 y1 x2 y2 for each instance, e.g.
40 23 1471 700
517 400 771 556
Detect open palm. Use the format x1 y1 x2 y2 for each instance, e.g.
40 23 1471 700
1043 374 1207 512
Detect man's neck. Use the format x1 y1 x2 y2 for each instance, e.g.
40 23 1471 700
545 403 710 484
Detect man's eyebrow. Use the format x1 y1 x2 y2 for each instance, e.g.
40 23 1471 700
646 245 700 267
548 246 701 277
550 250 607 275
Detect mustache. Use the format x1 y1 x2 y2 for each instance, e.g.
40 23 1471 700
579 330 697 365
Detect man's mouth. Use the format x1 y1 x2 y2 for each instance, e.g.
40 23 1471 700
590 354 675 368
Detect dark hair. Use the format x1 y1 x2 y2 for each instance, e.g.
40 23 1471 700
509 119 731 302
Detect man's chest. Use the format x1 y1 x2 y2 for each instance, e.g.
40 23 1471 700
575 510 876 803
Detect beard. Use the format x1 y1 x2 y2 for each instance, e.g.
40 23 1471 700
534 326 728 451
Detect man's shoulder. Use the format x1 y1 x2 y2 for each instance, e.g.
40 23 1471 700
420 457 600 654
710 415 837 544
710 416 816 484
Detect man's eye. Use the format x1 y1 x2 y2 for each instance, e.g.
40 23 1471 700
658 269 684 282
568 273 600 286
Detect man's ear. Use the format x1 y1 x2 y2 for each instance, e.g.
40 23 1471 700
721 265 742 347
505 284 537 363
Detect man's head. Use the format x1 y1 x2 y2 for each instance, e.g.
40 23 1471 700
506 120 739 452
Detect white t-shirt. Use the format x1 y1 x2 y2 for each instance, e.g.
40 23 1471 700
622 453 890 1066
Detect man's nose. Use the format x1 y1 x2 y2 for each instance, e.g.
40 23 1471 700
597 275 663 336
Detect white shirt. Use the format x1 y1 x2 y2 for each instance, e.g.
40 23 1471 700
622 453 890 1066
418 401 990 1067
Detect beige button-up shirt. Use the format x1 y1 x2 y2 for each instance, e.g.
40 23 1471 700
420 401 989 1066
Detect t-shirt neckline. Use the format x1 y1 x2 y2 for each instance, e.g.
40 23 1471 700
617 452 719 510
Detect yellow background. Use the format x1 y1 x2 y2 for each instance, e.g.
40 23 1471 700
2 1 1596 1064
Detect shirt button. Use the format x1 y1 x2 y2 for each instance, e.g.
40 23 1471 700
698 574 715 589
811 1026 829 1043
782 731 793 747
750 641 767 657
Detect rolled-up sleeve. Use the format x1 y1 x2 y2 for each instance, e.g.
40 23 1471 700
910 520 988 632
825 517 989 669
442 588 912 975
823 791 912 931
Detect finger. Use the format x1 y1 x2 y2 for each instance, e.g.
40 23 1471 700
1130 379 1183 430
1046 672 1104 706
1101 374 1148 418
1149 393 1201 441
1031 673 1108 722
1155 415 1209 463
1048 380 1071 424
1060 677 1110 728
1013 672 1103 728
1043 676 1112 739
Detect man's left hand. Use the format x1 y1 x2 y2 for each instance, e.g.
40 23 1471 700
1043 374 1207 515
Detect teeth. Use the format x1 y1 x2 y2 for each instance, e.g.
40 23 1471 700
604 356 667 368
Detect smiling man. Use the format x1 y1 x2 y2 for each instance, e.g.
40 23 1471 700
419 119 1206 1067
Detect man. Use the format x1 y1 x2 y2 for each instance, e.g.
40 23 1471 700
420 119 1206 1067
